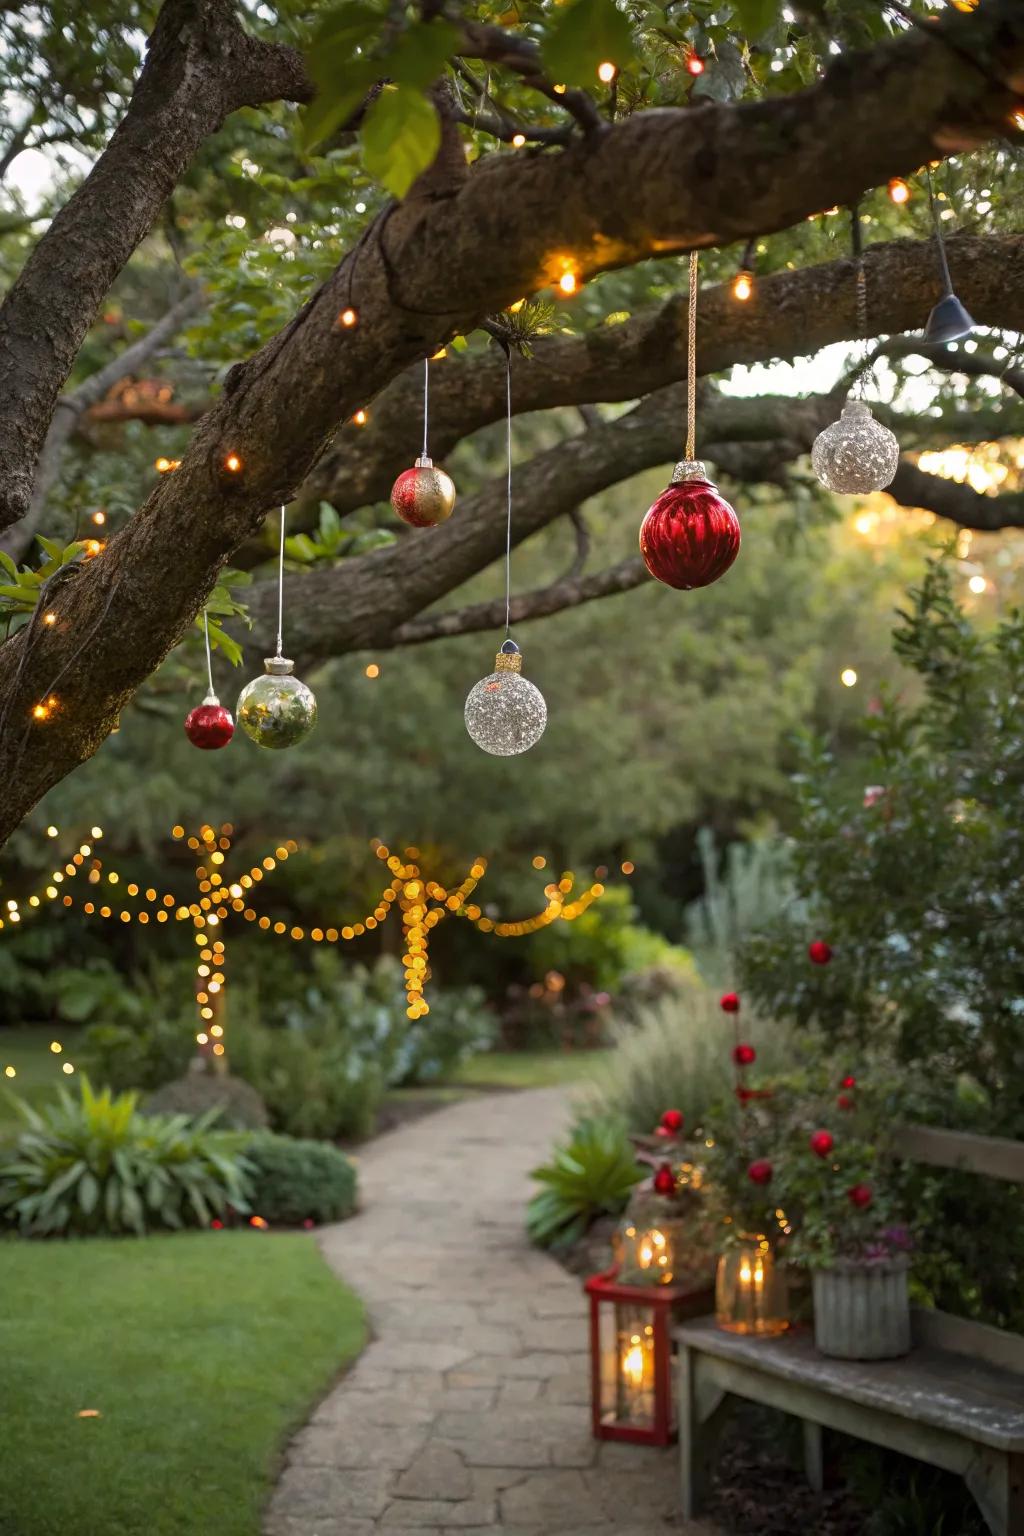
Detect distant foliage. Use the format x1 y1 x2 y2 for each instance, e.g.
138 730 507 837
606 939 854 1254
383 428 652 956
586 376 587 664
0 1078 250 1237
528 885 695 995
243 1133 357 1227
143 1073 270 1131
526 1117 646 1249
684 827 803 988
84 1014 194 1093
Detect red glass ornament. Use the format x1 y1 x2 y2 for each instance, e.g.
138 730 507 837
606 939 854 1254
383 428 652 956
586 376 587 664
732 1043 756 1067
660 1108 684 1133
841 1075 856 1089
837 1093 855 1111
809 940 833 966
720 991 740 1013
747 1159 773 1186
390 455 456 528
810 1129 834 1158
848 1183 873 1209
653 1163 677 1196
639 461 740 590
184 694 234 750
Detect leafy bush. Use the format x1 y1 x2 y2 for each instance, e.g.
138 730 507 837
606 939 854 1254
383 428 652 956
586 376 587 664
584 989 793 1136
0 1077 250 1236
683 827 803 988
526 1116 646 1249
243 1133 357 1226
391 981 494 1086
230 1018 383 1141
84 1015 194 1093
143 1073 269 1131
51 961 149 1026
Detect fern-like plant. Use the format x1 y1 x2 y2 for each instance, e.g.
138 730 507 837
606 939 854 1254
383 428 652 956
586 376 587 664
526 1117 645 1250
0 1077 251 1236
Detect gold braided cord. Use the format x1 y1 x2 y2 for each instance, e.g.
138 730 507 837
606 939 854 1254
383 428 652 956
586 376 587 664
686 249 699 461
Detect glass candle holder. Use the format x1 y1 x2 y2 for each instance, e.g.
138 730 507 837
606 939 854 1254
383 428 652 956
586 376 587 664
715 1235 789 1336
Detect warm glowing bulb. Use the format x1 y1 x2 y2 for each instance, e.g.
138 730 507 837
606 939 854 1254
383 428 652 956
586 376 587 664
85 539 102 557
338 306 358 328
511 133 526 147
32 702 49 721
888 177 911 205
552 82 566 94
686 52 705 76
3 1066 15 1078
49 1041 62 1054
155 456 171 473
353 409 368 426
558 270 577 295
969 574 987 595
1014 111 1024 132
508 298 526 313
732 270 754 302
92 510 106 526
43 610 57 625
597 60 616 83
62 1062 74 1074
47 826 58 838
840 667 858 688
224 452 243 473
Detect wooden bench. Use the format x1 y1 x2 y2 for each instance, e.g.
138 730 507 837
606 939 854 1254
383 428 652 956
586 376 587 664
674 1123 1024 1536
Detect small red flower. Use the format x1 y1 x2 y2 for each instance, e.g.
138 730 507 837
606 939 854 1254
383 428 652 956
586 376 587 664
809 940 833 966
732 1043 757 1067
837 1093 855 1111
810 1129 835 1158
747 1159 773 1186
660 1108 685 1133
848 1183 873 1210
653 1163 677 1196
720 991 740 1013
841 1075 856 1089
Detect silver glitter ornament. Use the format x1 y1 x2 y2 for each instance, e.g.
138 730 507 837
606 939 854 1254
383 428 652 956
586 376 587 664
465 640 547 757
812 399 899 495
237 655 317 750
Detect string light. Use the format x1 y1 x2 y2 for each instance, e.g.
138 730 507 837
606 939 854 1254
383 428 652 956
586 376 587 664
91 510 106 526
686 51 705 76
511 133 526 148
223 452 243 473
365 663 380 678
887 178 911 205
732 270 754 302
558 270 578 295
353 409 368 426
597 61 616 83
968 574 987 595
840 667 858 687
43 610 57 626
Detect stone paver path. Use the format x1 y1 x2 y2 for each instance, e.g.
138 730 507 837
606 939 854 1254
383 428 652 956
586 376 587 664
265 1086 719 1536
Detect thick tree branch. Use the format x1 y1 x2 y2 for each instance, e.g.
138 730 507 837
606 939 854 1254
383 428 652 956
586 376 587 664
0 0 311 532
1 0 1023 842
889 460 1024 530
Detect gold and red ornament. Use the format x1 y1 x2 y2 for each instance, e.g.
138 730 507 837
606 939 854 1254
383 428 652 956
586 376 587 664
810 1129 834 1158
639 252 740 590
390 359 457 527
184 612 234 751
809 940 833 965
237 506 317 751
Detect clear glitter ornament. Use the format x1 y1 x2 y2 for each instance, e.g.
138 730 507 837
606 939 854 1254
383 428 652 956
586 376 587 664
237 655 317 750
465 640 547 757
812 399 899 494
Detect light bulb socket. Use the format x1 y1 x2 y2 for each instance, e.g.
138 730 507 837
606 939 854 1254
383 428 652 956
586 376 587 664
670 459 709 485
264 656 295 676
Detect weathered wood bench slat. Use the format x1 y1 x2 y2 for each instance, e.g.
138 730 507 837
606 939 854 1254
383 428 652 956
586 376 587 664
897 1125 1024 1182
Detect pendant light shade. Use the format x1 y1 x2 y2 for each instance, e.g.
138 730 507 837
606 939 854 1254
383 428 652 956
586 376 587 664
923 291 976 345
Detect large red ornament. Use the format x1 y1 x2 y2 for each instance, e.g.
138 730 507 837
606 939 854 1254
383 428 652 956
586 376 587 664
809 940 833 966
639 460 740 590
810 1129 835 1158
732 1043 756 1067
653 1163 677 1196
747 1159 773 1186
390 455 456 528
720 991 740 1014
184 694 234 750
660 1108 685 1133
847 1183 873 1210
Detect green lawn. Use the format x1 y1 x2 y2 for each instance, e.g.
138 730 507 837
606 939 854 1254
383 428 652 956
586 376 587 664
0 1231 365 1536
450 1048 613 1089
0 1024 87 1129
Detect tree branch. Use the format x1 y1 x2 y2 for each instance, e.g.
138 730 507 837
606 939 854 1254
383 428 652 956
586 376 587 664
0 0 311 532
888 460 1024 531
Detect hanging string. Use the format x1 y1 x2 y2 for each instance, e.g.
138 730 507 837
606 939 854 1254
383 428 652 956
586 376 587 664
276 504 286 658
202 609 215 697
504 352 513 638
685 250 699 461
422 357 430 460
852 201 869 399
925 164 954 297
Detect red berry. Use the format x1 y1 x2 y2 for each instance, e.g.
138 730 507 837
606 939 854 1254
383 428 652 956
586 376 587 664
732 1043 756 1067
841 1075 856 1089
848 1183 873 1210
810 1129 834 1158
747 1159 773 1186
653 1163 676 1196
837 1094 855 1111
720 992 740 1014
660 1108 685 1133
809 940 833 966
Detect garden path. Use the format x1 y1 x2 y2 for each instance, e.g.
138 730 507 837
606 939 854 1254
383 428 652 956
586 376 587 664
265 1085 719 1536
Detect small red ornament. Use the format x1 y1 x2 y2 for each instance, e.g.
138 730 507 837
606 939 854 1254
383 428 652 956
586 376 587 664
653 1163 677 1196
390 455 456 528
654 1124 673 1139
847 1183 873 1209
747 1158 773 1186
837 1093 855 1111
809 940 833 966
660 1108 685 1133
720 991 740 1013
841 1075 856 1089
732 1043 756 1067
184 693 234 750
810 1129 835 1158
639 461 740 590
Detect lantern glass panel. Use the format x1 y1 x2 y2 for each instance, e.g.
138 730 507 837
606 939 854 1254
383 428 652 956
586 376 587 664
715 1235 789 1336
600 1301 656 1430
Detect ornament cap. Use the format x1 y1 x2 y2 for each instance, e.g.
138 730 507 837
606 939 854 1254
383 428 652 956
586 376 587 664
841 399 873 420
669 459 709 485
202 690 221 707
494 643 523 674
264 655 295 676
414 454 434 469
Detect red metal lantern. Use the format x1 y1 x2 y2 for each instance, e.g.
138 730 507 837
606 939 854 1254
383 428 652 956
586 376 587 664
584 1269 711 1445
639 460 740 590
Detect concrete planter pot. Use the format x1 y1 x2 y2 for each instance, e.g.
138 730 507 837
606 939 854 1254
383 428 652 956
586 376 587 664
812 1256 911 1360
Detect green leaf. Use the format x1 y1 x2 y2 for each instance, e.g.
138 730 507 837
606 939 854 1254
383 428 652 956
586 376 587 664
732 0 778 37
0 549 17 577
541 0 635 90
35 534 65 561
363 85 440 199
384 20 459 91
302 56 380 152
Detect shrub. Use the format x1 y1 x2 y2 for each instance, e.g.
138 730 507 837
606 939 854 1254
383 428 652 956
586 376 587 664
584 989 792 1136
526 1116 646 1249
143 1073 269 1131
527 884 695 994
683 826 803 988
243 1133 357 1226
0 1077 250 1236
391 983 494 1085
230 1018 384 1141
83 1015 194 1093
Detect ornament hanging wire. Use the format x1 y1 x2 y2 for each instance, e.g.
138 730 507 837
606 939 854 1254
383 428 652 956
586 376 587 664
686 249 698 461
203 607 216 696
422 357 430 460
276 503 286 659
504 350 513 637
